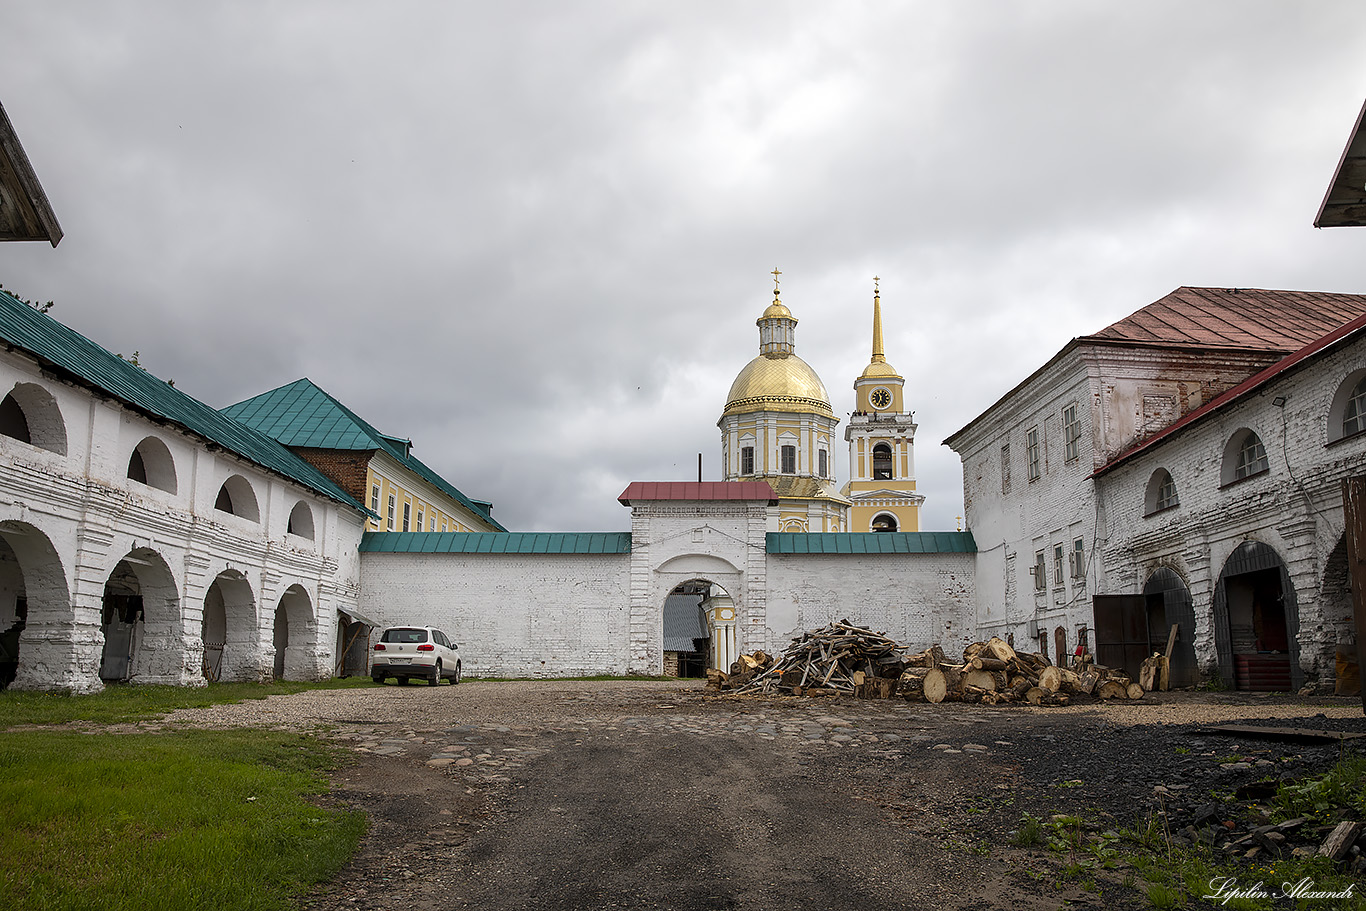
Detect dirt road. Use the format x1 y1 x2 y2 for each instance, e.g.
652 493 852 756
164 681 1365 911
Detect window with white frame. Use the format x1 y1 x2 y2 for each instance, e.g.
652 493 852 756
1026 427 1041 481
430 516 436 532
402 501 411 532
1053 544 1064 586
1341 375 1366 438
740 446 754 475
1222 429 1269 484
781 444 796 474
1033 551 1046 591
818 449 828 478
1071 538 1085 579
416 509 424 532
1062 403 1081 462
1145 468 1179 515
387 494 396 531
872 443 893 480
370 484 380 513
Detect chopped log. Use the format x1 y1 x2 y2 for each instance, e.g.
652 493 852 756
1078 670 1100 695
1057 668 1083 692
852 670 867 686
922 667 949 704
1139 655 1160 691
1024 686 1046 705
939 664 963 695
1126 682 1144 700
963 668 998 692
905 644 945 668
1038 666 1063 693
1318 820 1362 861
1096 680 1129 700
970 656 1008 672
1007 677 1034 700
985 636 1018 664
752 650 768 665
963 641 986 662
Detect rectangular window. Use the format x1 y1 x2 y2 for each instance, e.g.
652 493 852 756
416 509 424 532
370 484 380 512
781 444 796 474
402 502 411 532
1000 443 1011 494
1026 427 1041 481
386 494 396 531
1033 551 1046 592
818 449 828 478
430 517 436 532
1063 403 1081 462
440 520 447 532
1053 544 1065 585
1071 538 1086 579
740 446 754 475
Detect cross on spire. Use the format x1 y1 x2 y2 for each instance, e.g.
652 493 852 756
873 275 880 295
771 267 782 295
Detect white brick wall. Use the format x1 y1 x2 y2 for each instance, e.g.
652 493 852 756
0 348 364 693
1097 336 1366 684
359 553 632 677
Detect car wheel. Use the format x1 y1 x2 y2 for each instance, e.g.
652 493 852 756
429 661 442 686
371 673 384 685
451 661 461 685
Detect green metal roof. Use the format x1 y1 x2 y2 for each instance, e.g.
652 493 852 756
766 531 977 555
223 377 506 531
360 531 631 554
0 290 366 514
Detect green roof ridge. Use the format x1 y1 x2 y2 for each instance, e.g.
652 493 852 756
0 290 366 514
224 378 507 531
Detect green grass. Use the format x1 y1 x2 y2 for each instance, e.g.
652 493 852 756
0 677 372 728
464 674 680 683
0 729 364 911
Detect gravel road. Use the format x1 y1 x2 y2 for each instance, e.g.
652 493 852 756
157 682 1365 911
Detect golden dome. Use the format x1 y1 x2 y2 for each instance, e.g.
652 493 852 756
760 299 793 321
723 353 833 417
859 358 900 380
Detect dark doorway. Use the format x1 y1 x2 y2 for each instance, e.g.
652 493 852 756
1093 594 1148 680
1213 542 1299 691
1143 567 1199 687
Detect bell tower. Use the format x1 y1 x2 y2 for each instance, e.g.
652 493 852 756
842 278 924 532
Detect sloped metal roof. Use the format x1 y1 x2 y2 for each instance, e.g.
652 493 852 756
224 377 505 531
0 290 365 513
1316 96 1366 228
766 531 977 554
618 481 777 505
1084 287 1366 353
662 592 707 652
359 531 631 554
0 100 61 246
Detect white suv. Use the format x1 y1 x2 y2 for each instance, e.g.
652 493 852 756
371 626 462 686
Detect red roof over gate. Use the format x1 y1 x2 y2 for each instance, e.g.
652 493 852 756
618 481 777 506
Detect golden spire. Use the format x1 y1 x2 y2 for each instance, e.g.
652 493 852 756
870 276 886 364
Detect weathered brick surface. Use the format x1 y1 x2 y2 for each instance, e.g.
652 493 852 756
292 447 374 502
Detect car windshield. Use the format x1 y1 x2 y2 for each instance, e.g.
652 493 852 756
381 628 429 644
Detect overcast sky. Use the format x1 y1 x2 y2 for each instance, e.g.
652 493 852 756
3 2 1365 532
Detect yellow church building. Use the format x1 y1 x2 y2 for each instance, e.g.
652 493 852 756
717 273 924 533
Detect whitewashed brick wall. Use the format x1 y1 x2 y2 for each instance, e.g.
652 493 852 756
358 553 632 677
1097 337 1366 684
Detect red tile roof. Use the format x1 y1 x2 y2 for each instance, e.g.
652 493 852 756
1095 310 1366 477
618 481 777 506
1085 287 1366 352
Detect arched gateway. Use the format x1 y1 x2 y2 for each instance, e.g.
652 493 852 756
619 481 776 676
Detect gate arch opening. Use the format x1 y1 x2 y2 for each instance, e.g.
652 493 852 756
1212 541 1299 691
98 549 180 684
274 585 315 681
662 579 736 677
1143 566 1198 688
202 570 257 682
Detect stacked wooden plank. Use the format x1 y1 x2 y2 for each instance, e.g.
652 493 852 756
707 627 1146 706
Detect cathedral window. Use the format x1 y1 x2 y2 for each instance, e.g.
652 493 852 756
818 449 828 478
740 446 754 475
872 443 893 480
781 445 796 474
1221 429 1268 485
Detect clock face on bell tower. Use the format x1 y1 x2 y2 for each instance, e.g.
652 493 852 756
869 387 891 410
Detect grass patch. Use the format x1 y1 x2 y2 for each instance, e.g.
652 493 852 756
0 677 372 728
464 674 679 683
0 729 363 911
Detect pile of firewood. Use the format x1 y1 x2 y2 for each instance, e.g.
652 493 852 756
707 620 908 697
707 624 1146 706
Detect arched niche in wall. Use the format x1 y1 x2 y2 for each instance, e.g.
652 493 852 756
0 382 67 455
127 436 177 494
214 474 260 522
